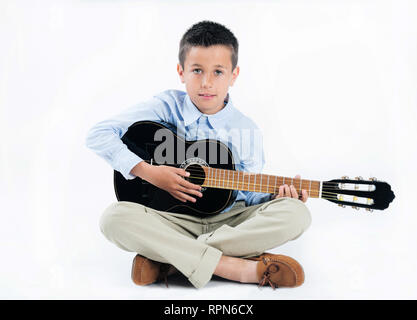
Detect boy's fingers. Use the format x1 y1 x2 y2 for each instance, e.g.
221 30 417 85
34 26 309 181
178 185 203 197
177 168 190 177
171 191 187 202
174 190 196 203
284 184 291 197
302 190 309 202
278 185 284 198
179 178 202 191
290 185 298 198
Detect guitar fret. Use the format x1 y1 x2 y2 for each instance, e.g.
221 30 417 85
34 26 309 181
245 173 250 191
246 173 250 191
219 169 224 187
251 174 256 192
203 168 321 199
259 174 261 192
266 175 269 193
215 168 218 187
219 169 224 188
241 172 244 190
274 176 277 194
224 169 227 188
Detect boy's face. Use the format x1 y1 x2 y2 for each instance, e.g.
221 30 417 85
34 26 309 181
177 45 239 115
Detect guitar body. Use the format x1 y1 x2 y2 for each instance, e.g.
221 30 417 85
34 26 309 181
114 120 238 216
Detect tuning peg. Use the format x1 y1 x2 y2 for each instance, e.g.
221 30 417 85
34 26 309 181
338 204 346 208
341 176 349 180
355 176 363 180
351 206 359 210
366 208 373 212
369 177 377 181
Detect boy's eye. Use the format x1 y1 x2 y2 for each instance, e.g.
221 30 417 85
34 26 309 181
192 69 223 75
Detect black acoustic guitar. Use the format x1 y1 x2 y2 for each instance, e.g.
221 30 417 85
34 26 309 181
114 121 395 216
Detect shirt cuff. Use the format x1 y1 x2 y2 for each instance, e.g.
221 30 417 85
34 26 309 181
115 147 143 180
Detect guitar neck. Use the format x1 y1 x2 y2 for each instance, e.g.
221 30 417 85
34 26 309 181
201 167 322 198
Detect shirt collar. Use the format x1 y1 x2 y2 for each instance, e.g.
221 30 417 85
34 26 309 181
183 93 234 129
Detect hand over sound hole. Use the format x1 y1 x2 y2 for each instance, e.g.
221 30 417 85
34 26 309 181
185 163 206 191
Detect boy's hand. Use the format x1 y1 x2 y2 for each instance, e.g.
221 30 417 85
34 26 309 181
271 174 309 203
141 164 203 203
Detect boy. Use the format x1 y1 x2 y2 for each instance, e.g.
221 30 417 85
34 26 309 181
86 20 311 289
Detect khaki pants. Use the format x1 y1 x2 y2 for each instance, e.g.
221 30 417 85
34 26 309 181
99 197 311 289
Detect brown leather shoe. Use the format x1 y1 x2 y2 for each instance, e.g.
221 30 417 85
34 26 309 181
131 254 171 287
247 253 305 289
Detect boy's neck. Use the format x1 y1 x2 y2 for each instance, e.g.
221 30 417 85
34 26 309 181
201 101 227 115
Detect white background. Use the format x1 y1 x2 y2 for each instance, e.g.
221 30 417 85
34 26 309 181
1 0 416 299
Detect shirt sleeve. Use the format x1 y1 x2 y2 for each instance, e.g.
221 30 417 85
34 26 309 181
85 95 172 180
241 127 272 207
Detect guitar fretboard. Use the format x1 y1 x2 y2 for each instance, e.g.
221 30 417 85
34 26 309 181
201 167 321 198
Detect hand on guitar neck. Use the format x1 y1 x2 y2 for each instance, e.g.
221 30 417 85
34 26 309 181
271 174 309 203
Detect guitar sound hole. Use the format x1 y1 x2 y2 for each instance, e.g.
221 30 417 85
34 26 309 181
186 164 206 186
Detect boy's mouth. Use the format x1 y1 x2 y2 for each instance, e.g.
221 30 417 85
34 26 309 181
199 94 216 100
199 94 215 100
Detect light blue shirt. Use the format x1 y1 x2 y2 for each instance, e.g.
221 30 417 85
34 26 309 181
85 89 272 213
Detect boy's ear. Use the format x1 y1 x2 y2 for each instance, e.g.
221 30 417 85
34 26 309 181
177 63 185 83
230 66 240 87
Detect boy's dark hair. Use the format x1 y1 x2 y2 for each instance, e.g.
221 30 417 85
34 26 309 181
179 20 239 71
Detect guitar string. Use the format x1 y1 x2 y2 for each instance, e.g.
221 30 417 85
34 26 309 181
136 164 366 202
139 161 372 196
181 169 356 191
140 160 342 186
136 164 373 205
141 167 370 198
179 174 366 200
140 163 370 200
187 181 361 203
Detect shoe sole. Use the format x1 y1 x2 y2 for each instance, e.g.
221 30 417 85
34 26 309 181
131 254 157 286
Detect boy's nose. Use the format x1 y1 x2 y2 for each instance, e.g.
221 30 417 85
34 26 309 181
202 75 213 88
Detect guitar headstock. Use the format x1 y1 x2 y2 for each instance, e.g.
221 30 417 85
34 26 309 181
322 176 395 211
